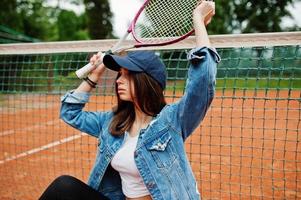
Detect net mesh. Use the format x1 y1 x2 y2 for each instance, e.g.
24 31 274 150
0 38 300 199
134 0 201 43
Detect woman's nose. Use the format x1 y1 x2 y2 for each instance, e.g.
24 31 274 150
116 76 123 84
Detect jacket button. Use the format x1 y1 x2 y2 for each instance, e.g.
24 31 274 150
134 151 138 157
147 182 155 188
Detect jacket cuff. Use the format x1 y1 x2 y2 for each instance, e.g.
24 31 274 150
187 47 221 63
60 90 90 103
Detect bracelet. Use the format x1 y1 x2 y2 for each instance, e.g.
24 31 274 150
83 77 97 88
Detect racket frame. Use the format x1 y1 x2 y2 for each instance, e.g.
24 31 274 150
129 0 195 48
76 0 202 78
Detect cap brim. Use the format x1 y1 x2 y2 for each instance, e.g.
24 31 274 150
103 54 143 72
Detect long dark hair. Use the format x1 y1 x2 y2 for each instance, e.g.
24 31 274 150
109 71 166 136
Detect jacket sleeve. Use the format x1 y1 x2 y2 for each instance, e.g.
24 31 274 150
60 91 110 138
167 47 221 141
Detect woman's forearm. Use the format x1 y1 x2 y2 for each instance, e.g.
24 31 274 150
74 74 101 93
194 22 211 47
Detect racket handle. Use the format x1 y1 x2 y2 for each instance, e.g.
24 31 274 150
75 52 105 79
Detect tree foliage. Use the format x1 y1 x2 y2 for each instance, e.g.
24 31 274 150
57 10 89 40
0 0 299 42
208 0 298 34
0 0 23 32
0 0 113 41
207 1 235 34
19 0 55 40
235 0 295 33
84 0 114 39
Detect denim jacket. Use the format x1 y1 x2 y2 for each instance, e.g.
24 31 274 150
60 47 220 200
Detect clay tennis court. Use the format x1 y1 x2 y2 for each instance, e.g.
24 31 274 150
0 89 300 200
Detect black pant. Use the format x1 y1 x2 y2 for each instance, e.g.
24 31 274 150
39 175 110 200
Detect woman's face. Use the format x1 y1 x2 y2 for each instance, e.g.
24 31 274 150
116 68 135 102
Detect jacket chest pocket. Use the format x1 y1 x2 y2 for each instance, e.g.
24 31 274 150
146 131 177 169
98 139 105 153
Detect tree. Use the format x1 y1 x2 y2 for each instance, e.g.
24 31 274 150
207 0 296 34
207 1 235 34
1 0 297 41
84 0 114 39
57 10 89 41
17 0 55 40
0 0 23 32
234 0 295 33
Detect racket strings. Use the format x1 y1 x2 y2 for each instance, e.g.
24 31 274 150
134 0 199 44
149 0 194 37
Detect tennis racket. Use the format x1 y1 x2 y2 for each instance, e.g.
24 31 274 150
76 0 214 78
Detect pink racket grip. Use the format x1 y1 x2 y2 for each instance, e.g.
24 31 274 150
75 52 105 79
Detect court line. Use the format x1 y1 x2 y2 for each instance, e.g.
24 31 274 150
0 119 61 137
0 132 86 165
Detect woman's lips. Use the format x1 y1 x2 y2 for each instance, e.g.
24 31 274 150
118 89 126 93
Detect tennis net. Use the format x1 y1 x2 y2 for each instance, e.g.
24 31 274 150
0 32 300 199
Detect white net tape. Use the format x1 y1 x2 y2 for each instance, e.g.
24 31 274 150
1 32 300 55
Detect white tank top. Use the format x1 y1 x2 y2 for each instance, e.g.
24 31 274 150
111 132 150 198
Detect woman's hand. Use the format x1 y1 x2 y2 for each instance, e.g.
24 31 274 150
88 52 106 82
74 53 106 93
193 0 215 26
89 52 106 76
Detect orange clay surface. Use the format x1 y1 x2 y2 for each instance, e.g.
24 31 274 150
0 90 300 200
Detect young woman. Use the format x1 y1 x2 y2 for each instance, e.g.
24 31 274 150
39 1 220 200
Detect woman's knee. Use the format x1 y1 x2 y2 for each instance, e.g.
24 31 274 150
40 175 83 200
49 175 81 192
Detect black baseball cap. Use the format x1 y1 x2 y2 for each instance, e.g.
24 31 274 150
103 51 166 89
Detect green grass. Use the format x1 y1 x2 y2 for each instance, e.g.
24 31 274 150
0 93 7 106
166 78 301 92
216 78 301 89
0 94 4 101
2 77 300 94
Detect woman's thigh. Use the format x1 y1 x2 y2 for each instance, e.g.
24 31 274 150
39 175 109 200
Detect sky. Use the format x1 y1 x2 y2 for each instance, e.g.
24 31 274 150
47 0 301 38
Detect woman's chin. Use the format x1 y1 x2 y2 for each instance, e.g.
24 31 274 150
119 95 132 102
